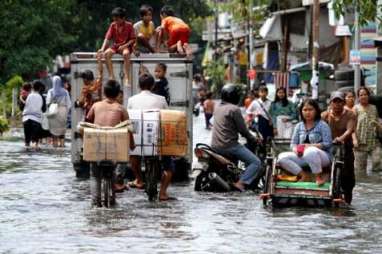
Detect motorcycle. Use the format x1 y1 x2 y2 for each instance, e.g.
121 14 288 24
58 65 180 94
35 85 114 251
193 132 267 192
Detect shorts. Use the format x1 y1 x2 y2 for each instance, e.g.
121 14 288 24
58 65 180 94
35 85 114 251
167 28 190 47
110 44 133 54
23 119 42 143
161 156 175 172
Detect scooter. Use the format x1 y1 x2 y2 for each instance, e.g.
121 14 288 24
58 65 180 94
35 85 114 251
193 137 266 192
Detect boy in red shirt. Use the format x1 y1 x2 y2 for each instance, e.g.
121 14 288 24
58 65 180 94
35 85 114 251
156 5 191 55
98 7 135 85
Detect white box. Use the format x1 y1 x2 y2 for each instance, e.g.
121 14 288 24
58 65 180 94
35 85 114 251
128 109 160 156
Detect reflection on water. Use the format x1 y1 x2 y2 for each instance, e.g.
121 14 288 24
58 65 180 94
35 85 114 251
1 137 382 253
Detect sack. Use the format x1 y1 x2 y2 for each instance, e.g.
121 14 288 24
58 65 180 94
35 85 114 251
276 115 294 139
41 113 49 130
46 103 58 117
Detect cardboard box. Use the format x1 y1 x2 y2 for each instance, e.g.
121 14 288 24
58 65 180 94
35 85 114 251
128 110 160 156
83 127 129 162
159 110 188 156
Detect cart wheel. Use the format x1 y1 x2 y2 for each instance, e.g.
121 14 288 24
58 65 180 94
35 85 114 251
262 162 273 206
332 162 342 207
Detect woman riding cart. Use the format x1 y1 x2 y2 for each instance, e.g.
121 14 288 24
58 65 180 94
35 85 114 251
261 99 345 207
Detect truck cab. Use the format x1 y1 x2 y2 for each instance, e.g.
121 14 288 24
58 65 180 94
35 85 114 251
70 52 193 179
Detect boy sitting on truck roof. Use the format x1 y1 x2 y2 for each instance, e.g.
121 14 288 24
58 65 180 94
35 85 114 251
97 7 136 86
134 5 156 54
156 5 192 55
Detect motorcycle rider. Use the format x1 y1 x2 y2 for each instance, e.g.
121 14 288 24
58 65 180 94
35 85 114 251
211 84 262 191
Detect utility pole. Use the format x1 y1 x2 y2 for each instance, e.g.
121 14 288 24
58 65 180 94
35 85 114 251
354 0 361 93
311 0 320 99
214 0 218 47
377 0 382 95
248 0 254 90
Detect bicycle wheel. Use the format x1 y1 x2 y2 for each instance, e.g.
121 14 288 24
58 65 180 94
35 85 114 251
145 158 160 201
102 166 116 207
103 176 110 207
90 163 102 207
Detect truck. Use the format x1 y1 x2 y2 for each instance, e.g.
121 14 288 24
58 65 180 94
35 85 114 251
70 52 193 180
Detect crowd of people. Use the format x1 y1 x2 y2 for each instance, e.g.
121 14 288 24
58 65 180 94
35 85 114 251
207 83 382 204
17 3 382 205
20 76 71 149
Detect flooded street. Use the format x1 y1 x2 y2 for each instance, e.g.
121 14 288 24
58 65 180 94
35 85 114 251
1 115 382 254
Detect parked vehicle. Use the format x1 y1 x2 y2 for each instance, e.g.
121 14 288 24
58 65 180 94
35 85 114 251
261 139 344 208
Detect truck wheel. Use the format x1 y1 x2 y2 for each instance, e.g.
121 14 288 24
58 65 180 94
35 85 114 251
74 162 90 179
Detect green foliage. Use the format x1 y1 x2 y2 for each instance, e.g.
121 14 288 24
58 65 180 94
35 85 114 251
0 117 10 134
0 75 23 117
6 75 24 89
204 59 226 94
0 0 211 83
220 0 270 23
332 0 382 26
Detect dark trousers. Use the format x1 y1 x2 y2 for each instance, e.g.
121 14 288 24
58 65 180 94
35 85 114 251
341 142 355 204
23 119 41 145
204 113 213 128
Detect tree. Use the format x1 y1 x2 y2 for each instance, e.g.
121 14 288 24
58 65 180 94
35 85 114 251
0 0 212 83
332 0 382 26
0 0 77 83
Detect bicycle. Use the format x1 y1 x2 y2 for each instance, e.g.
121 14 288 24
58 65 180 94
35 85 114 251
143 156 161 201
90 161 116 207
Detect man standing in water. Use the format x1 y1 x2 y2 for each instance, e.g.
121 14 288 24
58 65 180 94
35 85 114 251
322 91 356 204
127 73 175 201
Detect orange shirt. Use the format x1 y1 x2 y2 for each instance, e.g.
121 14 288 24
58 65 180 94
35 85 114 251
161 16 189 33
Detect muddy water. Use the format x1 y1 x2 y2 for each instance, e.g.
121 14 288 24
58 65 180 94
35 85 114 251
0 116 381 253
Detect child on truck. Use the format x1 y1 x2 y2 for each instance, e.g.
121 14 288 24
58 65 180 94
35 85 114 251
98 7 136 86
75 58 103 121
134 4 156 53
152 63 170 105
156 5 191 55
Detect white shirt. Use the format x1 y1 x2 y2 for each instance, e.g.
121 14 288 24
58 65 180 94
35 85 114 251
22 91 43 123
246 98 272 120
127 90 168 110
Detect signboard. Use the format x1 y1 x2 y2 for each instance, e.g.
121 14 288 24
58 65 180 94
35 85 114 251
335 25 352 36
350 50 361 65
302 0 330 6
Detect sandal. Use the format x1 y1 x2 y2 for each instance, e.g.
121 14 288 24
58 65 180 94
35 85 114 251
127 181 144 189
114 183 128 193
